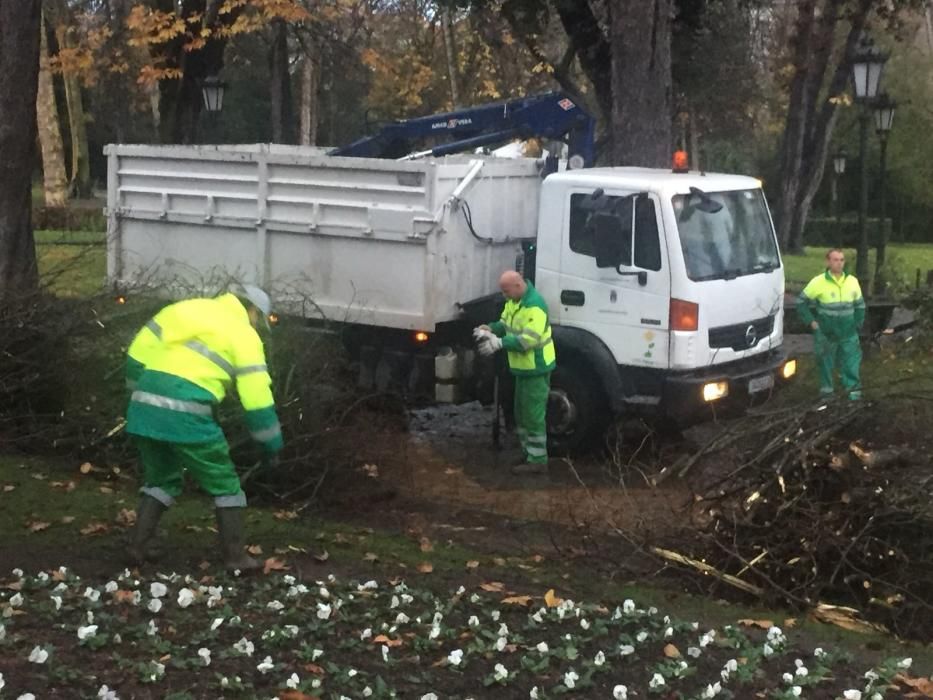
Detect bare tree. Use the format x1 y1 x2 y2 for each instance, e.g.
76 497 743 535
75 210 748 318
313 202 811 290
0 0 41 298
37 11 69 207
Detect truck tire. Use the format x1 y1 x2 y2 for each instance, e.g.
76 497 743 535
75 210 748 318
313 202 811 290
547 364 610 455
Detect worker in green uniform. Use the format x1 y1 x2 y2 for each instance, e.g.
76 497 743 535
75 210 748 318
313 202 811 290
797 249 866 400
124 284 283 571
476 270 556 475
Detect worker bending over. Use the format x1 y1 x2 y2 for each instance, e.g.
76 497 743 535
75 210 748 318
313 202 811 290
125 284 283 571
476 271 556 475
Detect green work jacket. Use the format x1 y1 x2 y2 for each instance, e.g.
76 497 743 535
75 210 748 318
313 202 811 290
796 270 866 340
489 281 556 376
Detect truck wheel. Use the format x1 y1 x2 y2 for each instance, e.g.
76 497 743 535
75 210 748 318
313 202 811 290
547 364 609 455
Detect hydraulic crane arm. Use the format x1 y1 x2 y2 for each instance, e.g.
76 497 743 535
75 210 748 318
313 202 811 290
329 92 596 166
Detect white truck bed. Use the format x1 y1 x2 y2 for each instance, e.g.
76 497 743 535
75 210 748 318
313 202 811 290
105 144 543 330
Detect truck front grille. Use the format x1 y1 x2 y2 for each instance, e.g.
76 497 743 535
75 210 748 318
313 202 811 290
708 315 775 351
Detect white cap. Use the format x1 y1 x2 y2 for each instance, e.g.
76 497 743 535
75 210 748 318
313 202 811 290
231 283 272 328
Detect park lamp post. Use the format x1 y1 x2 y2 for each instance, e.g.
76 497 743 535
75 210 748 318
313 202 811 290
850 35 888 284
873 92 897 294
198 75 226 144
831 149 847 222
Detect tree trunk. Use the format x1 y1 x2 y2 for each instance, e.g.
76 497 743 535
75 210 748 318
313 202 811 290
0 0 41 298
441 8 461 107
299 53 319 146
610 0 673 166
37 12 68 207
269 18 294 143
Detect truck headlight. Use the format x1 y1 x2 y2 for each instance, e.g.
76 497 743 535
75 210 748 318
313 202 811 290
702 381 729 402
781 359 797 379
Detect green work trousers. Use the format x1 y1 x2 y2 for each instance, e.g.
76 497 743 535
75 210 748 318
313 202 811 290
135 437 246 508
814 331 862 400
514 374 550 464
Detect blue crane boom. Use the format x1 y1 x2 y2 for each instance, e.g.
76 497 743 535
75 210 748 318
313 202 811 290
329 91 596 166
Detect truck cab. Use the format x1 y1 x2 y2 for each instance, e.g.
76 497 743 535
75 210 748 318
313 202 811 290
533 167 795 450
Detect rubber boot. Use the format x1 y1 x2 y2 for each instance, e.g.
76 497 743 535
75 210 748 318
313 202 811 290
126 495 167 565
215 507 262 572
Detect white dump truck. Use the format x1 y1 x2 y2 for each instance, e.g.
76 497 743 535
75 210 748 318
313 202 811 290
105 142 796 451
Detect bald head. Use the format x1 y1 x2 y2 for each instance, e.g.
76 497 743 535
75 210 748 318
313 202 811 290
499 270 526 301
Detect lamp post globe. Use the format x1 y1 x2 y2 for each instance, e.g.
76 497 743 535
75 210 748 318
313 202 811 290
200 76 227 114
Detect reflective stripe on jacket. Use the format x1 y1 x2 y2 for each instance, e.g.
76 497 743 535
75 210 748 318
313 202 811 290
796 270 866 340
126 293 283 452
489 281 556 376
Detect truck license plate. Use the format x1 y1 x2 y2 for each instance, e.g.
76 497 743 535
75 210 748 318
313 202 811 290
748 374 774 394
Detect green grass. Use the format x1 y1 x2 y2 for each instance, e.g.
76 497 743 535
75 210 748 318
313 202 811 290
782 244 933 291
35 230 107 297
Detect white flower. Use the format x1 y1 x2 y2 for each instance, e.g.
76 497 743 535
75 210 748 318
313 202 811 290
390 595 400 608
796 666 808 677
9 593 23 607
864 671 879 682
53 583 67 593
594 650 606 666
871 694 882 700
147 599 162 613
564 670 579 689
287 673 300 689
792 687 802 697
636 631 648 643
84 587 101 603
724 659 738 673
448 649 463 666
700 631 715 647
0 624 5 640
688 646 702 658
233 637 255 656
813 647 825 658
97 685 119 700
495 636 507 652
648 606 658 615
530 687 540 699
211 617 224 631
149 582 167 598
16 694 36 700
51 595 62 611
317 603 332 620
177 588 195 608
257 656 274 674
0 673 4 691
146 620 158 636
77 625 98 640
381 645 389 663
493 663 508 682
649 673 665 689
37 572 49 582
536 641 549 653
580 618 590 630
104 581 118 594
623 599 635 614
491 610 501 621
664 626 674 637
468 615 480 627
311 649 323 661
619 644 635 656
11 568 23 578
363 688 372 697
395 612 410 624
147 662 164 681
198 648 211 666
783 672 794 683
843 691 862 700
703 682 722 698
763 643 774 657
266 600 284 612
898 658 912 669
421 694 438 700
28 646 49 664
613 685 628 700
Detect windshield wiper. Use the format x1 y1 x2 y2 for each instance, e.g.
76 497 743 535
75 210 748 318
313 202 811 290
751 262 779 273
691 268 743 282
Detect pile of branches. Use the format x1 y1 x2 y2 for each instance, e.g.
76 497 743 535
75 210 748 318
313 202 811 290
658 399 933 641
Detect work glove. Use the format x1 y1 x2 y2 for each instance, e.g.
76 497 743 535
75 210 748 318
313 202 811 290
473 325 493 343
477 335 503 357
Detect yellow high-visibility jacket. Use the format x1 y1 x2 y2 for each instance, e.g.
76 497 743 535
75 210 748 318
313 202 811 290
125 293 283 452
489 281 556 376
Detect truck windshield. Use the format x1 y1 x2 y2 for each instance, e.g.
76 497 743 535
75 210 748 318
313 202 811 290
672 188 780 281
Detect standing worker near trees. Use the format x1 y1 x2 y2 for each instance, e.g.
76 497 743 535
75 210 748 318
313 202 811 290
475 270 556 475
124 284 284 571
797 248 866 400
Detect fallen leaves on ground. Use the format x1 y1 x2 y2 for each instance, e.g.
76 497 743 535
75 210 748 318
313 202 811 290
501 595 533 606
247 544 263 556
115 509 136 527
278 692 320 700
27 520 51 532
99 486 114 494
263 557 288 575
113 590 138 604
419 536 433 553
372 634 403 647
363 552 378 562
895 673 933 698
809 603 888 634
313 550 330 563
79 462 94 474
737 619 775 630
2 484 15 492
544 588 563 608
274 509 299 521
663 643 681 658
465 560 479 569
480 581 506 592
80 522 110 536
417 562 434 574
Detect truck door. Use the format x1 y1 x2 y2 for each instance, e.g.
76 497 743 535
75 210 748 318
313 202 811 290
556 189 671 369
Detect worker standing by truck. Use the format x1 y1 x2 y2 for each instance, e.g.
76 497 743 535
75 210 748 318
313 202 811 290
124 284 284 571
476 271 556 475
796 249 866 400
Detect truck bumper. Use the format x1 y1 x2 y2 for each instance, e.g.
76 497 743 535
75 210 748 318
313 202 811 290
662 348 794 424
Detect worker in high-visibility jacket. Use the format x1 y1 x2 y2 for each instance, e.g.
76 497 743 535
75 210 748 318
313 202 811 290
475 271 556 475
797 248 866 400
124 284 283 571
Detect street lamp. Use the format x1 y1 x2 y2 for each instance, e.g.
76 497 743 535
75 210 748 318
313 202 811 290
850 34 888 284
200 75 227 114
873 92 897 294
831 149 847 221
